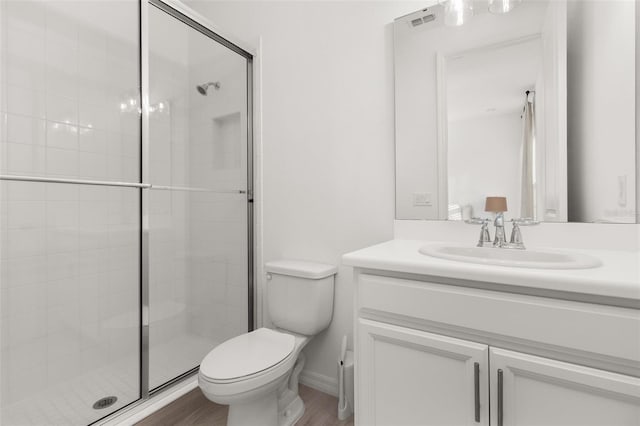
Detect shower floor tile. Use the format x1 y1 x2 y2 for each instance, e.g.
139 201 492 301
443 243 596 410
1 333 216 426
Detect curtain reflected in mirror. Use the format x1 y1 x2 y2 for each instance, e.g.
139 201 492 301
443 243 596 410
520 91 536 220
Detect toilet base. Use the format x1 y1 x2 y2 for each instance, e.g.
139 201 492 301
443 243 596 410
278 389 305 426
223 382 305 426
227 391 279 426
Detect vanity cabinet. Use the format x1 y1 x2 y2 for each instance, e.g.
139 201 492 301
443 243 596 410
352 272 640 426
358 318 640 426
358 319 489 426
490 347 640 426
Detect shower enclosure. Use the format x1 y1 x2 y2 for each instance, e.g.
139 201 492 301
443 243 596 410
0 0 254 424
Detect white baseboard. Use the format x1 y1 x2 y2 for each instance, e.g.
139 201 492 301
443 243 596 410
299 369 339 397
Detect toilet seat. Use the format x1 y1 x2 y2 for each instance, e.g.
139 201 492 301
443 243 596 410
200 328 295 379
199 329 301 400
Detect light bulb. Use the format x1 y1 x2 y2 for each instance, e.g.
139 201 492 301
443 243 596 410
441 0 474 26
488 0 521 14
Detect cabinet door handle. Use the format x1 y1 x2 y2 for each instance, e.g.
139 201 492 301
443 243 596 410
474 362 480 422
497 369 504 426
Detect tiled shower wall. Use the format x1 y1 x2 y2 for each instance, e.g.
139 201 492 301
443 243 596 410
0 1 252 418
0 0 141 417
146 5 249 389
187 53 248 345
147 9 192 388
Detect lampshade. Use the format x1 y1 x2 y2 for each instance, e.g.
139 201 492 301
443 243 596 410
485 196 508 213
488 0 521 14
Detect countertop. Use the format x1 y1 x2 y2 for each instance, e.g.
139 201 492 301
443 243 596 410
342 239 640 303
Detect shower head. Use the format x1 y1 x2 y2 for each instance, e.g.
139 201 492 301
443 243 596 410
196 81 220 96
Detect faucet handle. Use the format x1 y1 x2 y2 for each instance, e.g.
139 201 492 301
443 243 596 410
509 220 524 249
512 217 539 226
469 218 491 247
465 218 492 247
465 217 487 225
508 218 538 249
478 220 491 247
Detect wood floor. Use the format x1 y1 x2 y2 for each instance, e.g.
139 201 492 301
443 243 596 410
135 385 354 426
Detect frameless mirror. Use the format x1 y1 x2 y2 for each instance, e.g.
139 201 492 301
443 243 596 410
394 0 638 223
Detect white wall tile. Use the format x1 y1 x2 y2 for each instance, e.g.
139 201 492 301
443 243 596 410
6 85 46 119
5 142 46 174
7 309 47 347
6 228 46 258
46 227 79 253
78 128 107 154
6 53 46 92
6 26 45 64
46 122 78 150
46 201 79 229
78 100 107 130
1 1 142 418
46 147 78 176
46 277 79 308
78 151 108 179
7 201 46 229
4 255 47 288
6 283 47 318
4 181 46 201
46 94 78 125
47 252 79 281
6 113 46 145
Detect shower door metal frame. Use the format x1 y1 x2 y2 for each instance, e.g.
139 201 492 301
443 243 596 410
139 0 255 399
91 0 256 422
0 0 254 424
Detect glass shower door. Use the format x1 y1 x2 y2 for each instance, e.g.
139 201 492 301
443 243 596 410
0 1 141 424
147 3 251 390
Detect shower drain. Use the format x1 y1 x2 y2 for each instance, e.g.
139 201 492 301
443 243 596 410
93 396 118 410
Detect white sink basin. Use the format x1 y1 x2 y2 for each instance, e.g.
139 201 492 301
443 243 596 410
418 244 602 269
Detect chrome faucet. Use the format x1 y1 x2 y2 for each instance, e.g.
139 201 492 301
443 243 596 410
509 219 524 249
465 218 492 247
492 212 507 248
467 217 538 249
508 218 539 249
477 219 491 247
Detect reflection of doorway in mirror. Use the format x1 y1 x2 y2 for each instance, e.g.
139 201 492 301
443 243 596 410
442 36 546 222
436 0 569 223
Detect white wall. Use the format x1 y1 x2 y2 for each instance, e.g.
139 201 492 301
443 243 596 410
567 0 636 223
187 0 418 393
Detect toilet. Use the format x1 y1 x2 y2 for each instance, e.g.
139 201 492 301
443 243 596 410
198 260 337 426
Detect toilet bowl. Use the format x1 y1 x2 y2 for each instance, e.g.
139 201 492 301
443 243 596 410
198 260 336 426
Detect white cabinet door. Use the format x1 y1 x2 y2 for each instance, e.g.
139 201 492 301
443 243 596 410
490 347 640 426
357 319 489 426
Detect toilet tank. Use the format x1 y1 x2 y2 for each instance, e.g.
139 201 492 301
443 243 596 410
265 260 337 336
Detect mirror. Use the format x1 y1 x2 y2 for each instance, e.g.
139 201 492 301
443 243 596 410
394 0 638 223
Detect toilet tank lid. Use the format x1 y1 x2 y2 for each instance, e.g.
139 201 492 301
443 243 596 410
265 260 337 279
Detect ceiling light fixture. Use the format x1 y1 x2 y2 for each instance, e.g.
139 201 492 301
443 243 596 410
439 0 474 27
488 0 521 14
